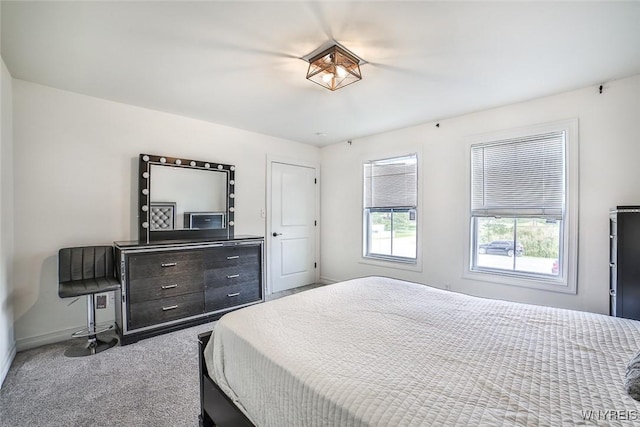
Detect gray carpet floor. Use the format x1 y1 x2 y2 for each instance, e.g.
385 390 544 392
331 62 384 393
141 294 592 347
0 283 323 427
0 321 216 427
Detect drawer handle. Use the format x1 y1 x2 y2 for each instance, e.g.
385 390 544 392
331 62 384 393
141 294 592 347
227 292 240 297
161 284 178 290
162 305 178 311
161 262 177 268
227 274 240 279
227 256 240 260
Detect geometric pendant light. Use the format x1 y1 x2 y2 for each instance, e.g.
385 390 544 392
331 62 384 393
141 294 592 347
306 43 363 91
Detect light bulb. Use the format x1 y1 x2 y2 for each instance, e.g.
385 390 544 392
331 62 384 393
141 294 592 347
336 65 347 78
322 73 334 83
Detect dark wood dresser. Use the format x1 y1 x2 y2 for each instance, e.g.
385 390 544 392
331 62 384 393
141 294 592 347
114 236 264 344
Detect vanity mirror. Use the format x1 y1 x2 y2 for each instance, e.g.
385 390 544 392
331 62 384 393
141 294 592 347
138 154 235 242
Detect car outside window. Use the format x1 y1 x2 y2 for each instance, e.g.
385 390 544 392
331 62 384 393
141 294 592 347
474 217 560 276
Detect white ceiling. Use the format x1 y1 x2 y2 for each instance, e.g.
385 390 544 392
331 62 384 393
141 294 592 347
2 1 640 146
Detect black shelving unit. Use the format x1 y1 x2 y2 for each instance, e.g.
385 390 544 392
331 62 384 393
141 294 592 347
610 206 640 320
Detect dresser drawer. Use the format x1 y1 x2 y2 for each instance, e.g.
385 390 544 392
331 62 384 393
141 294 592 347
128 250 203 280
205 264 261 285
205 277 261 312
128 273 204 304
204 245 261 269
128 292 203 330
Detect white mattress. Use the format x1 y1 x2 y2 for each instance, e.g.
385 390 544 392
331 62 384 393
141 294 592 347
205 276 640 426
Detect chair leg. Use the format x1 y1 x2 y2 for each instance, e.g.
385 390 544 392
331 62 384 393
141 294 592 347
64 295 118 357
87 293 97 345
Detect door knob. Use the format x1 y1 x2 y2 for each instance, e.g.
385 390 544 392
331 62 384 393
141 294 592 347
272 232 282 237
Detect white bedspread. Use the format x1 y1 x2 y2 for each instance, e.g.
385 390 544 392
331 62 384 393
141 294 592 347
205 276 640 426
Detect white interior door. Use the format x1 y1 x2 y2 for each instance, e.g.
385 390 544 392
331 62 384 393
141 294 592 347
270 162 316 293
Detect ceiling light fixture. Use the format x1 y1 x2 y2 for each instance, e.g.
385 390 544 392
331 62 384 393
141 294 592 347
306 44 362 91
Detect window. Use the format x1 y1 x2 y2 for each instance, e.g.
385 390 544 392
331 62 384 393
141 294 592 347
469 123 577 291
363 154 417 262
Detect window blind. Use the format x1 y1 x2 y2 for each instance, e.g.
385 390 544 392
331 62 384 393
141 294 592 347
364 154 417 208
471 131 565 218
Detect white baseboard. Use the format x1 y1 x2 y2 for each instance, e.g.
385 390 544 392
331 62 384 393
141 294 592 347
319 276 339 285
0 341 16 389
16 325 82 352
16 321 117 352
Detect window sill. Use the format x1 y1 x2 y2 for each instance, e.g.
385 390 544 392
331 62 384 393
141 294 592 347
463 268 575 294
360 256 422 272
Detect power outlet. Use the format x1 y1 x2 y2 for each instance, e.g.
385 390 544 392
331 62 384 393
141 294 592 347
96 293 108 309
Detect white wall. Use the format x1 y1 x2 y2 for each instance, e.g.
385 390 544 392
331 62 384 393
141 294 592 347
10 72 640 351
321 74 640 315
12 80 320 350
0 53 16 384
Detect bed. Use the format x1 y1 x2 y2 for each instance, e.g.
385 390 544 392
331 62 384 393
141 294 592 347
198 276 640 426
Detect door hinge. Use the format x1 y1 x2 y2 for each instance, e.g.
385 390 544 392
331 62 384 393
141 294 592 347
314 262 317 269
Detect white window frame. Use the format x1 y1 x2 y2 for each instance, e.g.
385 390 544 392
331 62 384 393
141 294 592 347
463 119 579 294
362 153 419 266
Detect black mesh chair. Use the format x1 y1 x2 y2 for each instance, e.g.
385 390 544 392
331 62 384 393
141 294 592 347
58 246 121 357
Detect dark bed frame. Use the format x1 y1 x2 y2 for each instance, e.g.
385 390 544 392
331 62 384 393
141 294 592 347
198 331 256 427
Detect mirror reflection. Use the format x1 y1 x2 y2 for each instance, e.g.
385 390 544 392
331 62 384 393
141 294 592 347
149 165 227 231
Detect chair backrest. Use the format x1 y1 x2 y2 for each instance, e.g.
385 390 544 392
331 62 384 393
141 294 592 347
58 246 115 283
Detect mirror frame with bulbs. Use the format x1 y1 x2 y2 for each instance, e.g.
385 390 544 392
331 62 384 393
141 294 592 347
138 153 235 243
